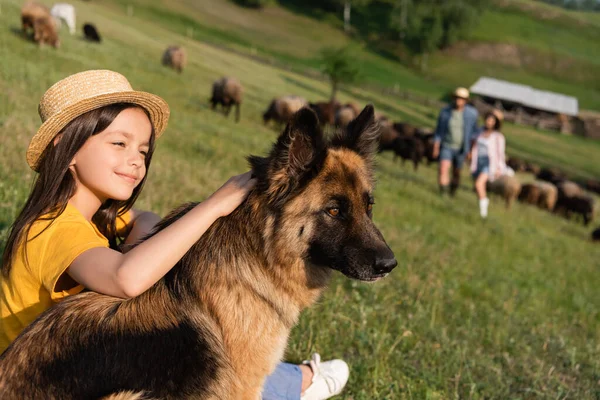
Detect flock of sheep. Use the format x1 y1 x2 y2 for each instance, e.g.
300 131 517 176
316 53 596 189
20 2 101 47
19 1 599 241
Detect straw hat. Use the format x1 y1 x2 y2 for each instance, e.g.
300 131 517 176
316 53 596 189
27 69 170 171
453 87 470 99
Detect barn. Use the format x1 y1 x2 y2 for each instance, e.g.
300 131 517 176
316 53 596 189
469 77 580 134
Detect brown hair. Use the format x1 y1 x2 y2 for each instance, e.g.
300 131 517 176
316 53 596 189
1 103 156 276
484 111 502 130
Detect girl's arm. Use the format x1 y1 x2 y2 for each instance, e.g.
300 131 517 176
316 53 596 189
67 172 255 298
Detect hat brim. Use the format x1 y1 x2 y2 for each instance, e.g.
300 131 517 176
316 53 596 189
27 91 170 171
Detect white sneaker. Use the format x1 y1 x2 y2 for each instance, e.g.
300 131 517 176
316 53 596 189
300 353 349 400
479 197 489 218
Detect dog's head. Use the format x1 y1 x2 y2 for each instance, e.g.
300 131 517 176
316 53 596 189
249 105 396 282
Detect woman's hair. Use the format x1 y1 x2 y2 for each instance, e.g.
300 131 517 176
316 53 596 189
1 103 156 277
484 112 501 130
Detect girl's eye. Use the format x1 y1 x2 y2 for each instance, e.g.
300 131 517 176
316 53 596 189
140 151 148 158
113 142 125 147
327 208 340 217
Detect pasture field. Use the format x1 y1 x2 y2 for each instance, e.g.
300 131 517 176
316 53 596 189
1 0 599 398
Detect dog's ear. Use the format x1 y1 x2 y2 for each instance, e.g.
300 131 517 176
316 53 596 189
337 104 379 160
262 107 325 206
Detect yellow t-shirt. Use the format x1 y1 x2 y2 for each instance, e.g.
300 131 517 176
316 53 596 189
0 203 131 353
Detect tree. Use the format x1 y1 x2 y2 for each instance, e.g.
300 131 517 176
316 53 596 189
320 46 361 100
402 4 443 71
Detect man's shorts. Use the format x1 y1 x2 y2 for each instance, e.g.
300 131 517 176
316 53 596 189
440 146 466 168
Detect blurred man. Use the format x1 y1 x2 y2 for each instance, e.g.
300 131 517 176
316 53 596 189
432 87 479 196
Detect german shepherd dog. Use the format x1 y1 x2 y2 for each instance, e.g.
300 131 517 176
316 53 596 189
0 105 397 399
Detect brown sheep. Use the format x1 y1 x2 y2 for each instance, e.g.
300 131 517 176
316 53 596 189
487 175 522 209
392 136 425 171
162 46 187 73
21 2 49 35
507 157 526 173
525 161 541 176
335 105 358 128
21 2 60 48
377 119 399 152
536 167 567 185
210 77 244 123
557 180 583 199
535 181 558 211
392 122 418 137
308 100 341 127
584 179 600 196
263 96 307 125
418 132 438 165
518 183 541 206
557 195 595 225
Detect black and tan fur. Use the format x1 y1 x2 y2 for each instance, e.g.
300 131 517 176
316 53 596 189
0 105 396 399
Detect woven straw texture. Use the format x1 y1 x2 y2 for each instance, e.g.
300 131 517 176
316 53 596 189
27 69 170 171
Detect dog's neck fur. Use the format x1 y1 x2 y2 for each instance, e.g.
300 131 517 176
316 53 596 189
154 190 331 328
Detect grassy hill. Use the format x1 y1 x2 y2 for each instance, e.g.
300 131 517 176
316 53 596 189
94 0 600 110
1 0 599 398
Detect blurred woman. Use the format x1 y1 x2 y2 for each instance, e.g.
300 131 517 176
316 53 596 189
470 110 508 218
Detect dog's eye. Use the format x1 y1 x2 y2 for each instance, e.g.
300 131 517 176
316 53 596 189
367 203 373 212
327 208 340 217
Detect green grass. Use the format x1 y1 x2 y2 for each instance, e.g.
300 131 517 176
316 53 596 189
1 0 600 398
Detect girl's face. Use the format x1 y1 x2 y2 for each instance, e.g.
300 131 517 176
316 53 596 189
485 115 496 130
70 107 152 203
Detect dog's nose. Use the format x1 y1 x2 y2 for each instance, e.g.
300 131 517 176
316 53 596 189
374 257 397 274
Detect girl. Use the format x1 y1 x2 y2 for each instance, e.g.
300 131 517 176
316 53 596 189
0 70 348 400
470 110 508 218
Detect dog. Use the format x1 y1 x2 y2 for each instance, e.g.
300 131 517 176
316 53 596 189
0 105 396 399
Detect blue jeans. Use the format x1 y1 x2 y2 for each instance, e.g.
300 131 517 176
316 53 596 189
262 362 302 400
472 155 490 178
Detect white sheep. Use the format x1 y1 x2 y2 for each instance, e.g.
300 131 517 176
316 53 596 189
51 3 75 35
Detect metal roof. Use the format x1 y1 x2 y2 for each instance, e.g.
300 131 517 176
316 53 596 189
469 77 579 116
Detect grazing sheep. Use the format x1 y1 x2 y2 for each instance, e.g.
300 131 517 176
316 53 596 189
518 183 541 206
419 132 438 165
308 100 341 127
592 227 600 242
162 45 187 73
557 195 595 225
21 2 49 35
525 161 541 176
536 167 566 185
83 23 101 42
335 105 358 128
535 181 558 211
50 3 76 35
584 179 600 196
487 175 522 208
392 122 418 137
263 96 307 125
377 119 399 152
557 180 583 199
210 77 244 123
507 157 526 173
21 2 60 48
392 136 425 171
33 16 60 47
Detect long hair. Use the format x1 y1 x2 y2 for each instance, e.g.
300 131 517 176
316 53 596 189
1 103 156 277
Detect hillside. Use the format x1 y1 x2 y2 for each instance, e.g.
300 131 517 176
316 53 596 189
1 0 599 398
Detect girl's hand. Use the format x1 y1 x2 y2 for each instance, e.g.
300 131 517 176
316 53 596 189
207 171 257 217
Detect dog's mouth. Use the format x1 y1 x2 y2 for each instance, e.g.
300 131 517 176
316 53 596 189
359 272 390 282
